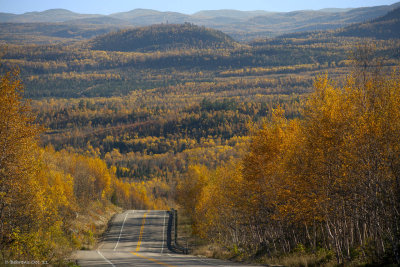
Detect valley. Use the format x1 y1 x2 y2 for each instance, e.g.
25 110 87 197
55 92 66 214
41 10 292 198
1 2 400 266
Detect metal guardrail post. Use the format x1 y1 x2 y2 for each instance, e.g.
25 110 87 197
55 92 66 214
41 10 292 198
167 209 173 250
174 209 178 246
168 208 189 254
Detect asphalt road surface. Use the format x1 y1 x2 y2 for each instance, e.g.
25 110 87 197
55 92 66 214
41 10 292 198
76 210 260 267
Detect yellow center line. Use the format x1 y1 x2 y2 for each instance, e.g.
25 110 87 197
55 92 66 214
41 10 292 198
131 252 176 267
136 212 148 252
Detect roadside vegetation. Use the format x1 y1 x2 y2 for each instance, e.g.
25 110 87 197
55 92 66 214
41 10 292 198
177 46 400 266
0 69 169 264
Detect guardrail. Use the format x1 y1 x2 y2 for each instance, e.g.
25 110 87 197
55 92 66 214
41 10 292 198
167 208 189 254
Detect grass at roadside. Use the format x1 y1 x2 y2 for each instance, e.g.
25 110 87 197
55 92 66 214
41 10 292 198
65 201 122 266
73 201 122 250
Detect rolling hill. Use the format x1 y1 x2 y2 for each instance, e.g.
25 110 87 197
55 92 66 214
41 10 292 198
249 4 400 46
0 23 125 44
66 16 131 26
109 9 191 25
0 3 399 43
87 23 237 52
337 6 400 39
1 8 99 23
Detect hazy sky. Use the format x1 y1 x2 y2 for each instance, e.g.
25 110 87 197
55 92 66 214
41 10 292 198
0 0 399 14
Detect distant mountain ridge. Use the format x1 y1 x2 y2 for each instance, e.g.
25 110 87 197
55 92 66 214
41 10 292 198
1 8 100 23
336 6 400 39
108 9 191 25
250 5 400 46
0 2 399 42
192 9 273 19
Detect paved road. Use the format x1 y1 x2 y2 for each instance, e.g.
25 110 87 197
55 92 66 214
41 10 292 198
76 210 260 267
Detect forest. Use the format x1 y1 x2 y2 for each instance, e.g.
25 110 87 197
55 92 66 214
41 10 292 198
178 50 400 265
1 18 400 266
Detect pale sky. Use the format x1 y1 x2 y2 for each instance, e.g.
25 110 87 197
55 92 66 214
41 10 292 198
0 0 399 14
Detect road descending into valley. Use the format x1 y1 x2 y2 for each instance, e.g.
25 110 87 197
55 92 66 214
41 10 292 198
76 210 260 267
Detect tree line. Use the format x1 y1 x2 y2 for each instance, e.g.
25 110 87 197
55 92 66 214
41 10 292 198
2 37 399 98
178 48 400 265
0 69 170 263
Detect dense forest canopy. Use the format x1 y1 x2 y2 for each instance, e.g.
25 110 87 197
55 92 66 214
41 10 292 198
87 23 237 52
1 21 399 183
1 3 400 265
178 60 400 265
337 6 400 39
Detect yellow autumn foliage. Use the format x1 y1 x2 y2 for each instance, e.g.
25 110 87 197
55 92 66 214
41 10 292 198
0 69 170 262
178 65 400 264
